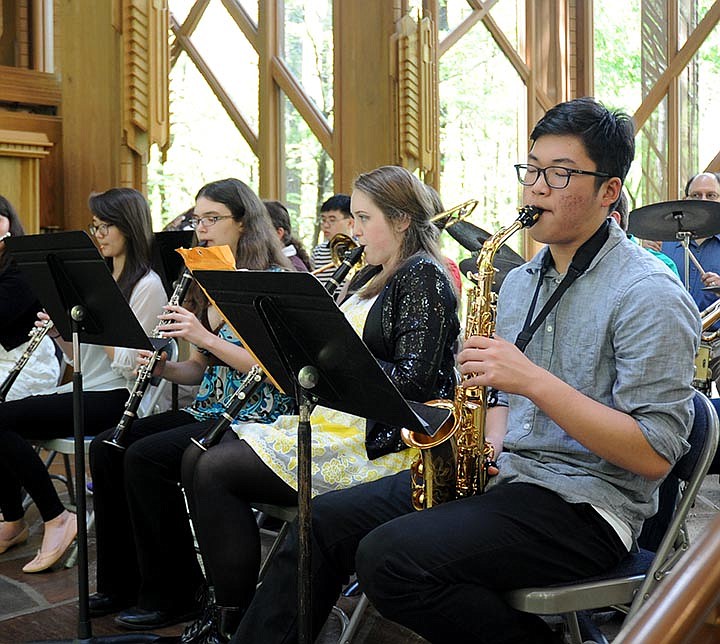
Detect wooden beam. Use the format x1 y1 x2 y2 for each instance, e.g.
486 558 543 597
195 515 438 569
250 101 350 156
170 0 210 67
221 0 258 53
634 1 720 131
271 55 333 153
438 0 499 57
0 66 60 107
170 15 258 155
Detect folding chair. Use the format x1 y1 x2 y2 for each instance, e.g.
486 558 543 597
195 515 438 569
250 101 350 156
253 503 369 644
503 391 719 644
33 339 179 566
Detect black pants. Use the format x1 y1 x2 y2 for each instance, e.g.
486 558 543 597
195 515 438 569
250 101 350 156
232 471 627 644
90 411 212 611
181 435 297 608
0 389 128 522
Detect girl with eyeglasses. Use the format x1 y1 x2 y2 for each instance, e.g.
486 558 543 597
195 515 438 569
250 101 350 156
0 187 167 573
87 178 296 629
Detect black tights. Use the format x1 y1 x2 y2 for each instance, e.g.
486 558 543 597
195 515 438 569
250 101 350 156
181 434 296 607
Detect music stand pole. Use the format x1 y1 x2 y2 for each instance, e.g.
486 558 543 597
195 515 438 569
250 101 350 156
295 368 319 644
70 306 92 639
5 231 164 644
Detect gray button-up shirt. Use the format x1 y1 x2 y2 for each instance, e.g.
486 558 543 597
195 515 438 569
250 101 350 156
490 219 700 540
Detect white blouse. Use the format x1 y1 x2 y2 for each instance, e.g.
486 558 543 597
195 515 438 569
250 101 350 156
54 270 167 393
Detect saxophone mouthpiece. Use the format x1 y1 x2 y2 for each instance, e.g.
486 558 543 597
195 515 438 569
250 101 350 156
518 205 544 228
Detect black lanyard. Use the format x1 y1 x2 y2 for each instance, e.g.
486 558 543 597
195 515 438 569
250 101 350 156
515 219 610 352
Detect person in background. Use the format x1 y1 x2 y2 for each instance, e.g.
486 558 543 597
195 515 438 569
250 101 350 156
651 172 720 386
227 97 698 644
612 190 679 277
264 200 311 271
177 165 460 643
0 196 60 401
0 188 166 574
87 178 295 631
310 194 354 286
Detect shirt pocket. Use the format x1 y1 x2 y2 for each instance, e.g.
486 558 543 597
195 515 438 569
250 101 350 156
554 326 600 393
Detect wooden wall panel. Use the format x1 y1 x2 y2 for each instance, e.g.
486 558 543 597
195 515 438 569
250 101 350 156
59 1 122 232
333 0 397 192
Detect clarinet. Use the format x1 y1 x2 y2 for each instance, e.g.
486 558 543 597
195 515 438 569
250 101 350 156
191 246 365 451
191 365 264 451
325 244 364 296
104 268 194 449
0 320 54 403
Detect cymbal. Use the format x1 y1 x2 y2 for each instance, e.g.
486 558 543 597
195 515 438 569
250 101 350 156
627 199 720 241
459 254 524 291
446 220 525 265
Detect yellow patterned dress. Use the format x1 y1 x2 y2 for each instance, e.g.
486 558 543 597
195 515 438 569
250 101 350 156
231 292 418 496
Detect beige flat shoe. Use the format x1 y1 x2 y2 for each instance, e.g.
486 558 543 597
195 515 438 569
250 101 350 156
0 524 29 554
22 514 77 573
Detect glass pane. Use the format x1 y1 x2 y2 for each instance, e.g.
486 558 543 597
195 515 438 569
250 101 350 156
283 95 334 250
439 21 526 254
169 0 199 25
281 0 334 128
189 0 259 132
437 0 475 36
636 95 669 208
594 0 642 115
695 21 720 173
148 51 258 229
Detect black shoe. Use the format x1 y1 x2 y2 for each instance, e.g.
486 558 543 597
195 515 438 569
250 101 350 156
115 606 201 631
88 592 132 617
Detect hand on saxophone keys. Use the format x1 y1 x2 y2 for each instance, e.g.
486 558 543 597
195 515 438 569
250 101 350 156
458 334 540 396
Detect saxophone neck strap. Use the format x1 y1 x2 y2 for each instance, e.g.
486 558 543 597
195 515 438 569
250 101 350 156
515 218 610 352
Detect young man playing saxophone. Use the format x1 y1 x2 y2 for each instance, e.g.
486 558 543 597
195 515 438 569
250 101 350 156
227 98 699 644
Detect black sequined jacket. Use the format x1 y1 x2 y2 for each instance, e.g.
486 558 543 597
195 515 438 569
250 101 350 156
357 253 460 460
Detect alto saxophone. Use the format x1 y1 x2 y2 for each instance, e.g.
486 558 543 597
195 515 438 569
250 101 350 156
401 205 542 510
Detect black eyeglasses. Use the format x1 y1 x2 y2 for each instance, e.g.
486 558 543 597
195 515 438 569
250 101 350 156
514 163 610 190
189 215 233 229
89 223 115 236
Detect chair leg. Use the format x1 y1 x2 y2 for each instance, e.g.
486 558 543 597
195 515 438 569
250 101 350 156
257 522 289 583
62 453 76 506
336 593 369 644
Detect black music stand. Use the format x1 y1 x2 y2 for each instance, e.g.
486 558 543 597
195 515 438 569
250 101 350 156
6 231 164 644
151 230 195 298
193 269 449 644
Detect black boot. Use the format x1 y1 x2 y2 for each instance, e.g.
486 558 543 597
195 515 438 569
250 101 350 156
180 586 216 644
204 606 242 644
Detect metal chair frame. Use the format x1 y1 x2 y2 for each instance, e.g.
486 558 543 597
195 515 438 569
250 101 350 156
503 392 720 644
253 503 370 644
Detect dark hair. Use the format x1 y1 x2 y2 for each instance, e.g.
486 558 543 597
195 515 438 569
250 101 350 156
264 200 312 270
351 165 446 298
195 179 291 271
320 194 352 218
88 188 154 300
530 97 635 188
684 172 720 197
0 196 25 273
